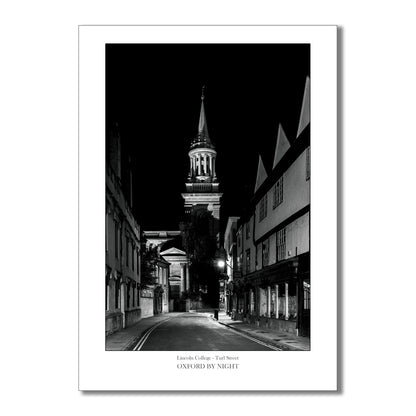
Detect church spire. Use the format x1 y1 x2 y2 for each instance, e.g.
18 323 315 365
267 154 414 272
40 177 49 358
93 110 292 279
192 86 213 149
198 86 207 134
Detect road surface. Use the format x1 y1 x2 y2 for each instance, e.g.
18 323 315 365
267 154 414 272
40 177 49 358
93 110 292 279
135 312 277 351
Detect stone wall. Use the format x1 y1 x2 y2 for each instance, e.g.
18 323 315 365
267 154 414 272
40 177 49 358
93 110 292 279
105 311 123 336
140 297 154 318
233 313 298 335
125 308 141 327
260 316 297 335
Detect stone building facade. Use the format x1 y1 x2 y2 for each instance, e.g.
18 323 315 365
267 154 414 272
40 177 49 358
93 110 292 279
230 77 311 337
143 231 190 312
223 217 240 314
105 127 142 335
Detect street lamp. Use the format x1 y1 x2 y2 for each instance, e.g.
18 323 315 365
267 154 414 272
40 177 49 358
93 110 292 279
216 257 233 315
217 259 225 269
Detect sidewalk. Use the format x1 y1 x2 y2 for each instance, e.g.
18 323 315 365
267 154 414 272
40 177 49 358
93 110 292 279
106 313 178 351
216 311 310 351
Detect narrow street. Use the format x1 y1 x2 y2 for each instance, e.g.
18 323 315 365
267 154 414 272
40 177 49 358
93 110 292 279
133 313 278 351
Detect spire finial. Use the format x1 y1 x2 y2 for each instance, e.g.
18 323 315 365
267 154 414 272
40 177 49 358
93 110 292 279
201 85 205 100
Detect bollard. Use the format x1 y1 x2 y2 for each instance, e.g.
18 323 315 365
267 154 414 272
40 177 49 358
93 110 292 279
214 309 219 320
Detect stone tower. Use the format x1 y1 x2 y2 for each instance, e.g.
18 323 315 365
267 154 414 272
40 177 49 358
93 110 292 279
182 87 222 238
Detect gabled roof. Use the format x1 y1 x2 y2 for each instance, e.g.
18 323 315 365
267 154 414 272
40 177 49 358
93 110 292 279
272 124 291 169
160 247 187 256
296 76 310 139
254 155 268 193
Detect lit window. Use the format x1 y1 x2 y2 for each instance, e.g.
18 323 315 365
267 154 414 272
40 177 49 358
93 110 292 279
259 194 268 222
273 176 284 209
277 228 286 261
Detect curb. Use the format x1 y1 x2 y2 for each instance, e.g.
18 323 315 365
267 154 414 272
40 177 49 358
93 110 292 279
216 320 305 351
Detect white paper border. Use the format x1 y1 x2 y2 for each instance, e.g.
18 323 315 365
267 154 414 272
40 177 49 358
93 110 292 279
79 25 337 391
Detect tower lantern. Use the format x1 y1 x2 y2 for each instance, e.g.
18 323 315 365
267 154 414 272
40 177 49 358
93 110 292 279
182 88 222 226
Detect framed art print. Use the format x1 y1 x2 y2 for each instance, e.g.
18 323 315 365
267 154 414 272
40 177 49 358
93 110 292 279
79 25 337 391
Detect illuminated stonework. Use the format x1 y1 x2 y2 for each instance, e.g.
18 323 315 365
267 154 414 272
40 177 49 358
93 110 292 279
182 88 222 223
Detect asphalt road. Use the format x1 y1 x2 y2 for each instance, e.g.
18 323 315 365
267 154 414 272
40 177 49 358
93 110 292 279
138 313 275 351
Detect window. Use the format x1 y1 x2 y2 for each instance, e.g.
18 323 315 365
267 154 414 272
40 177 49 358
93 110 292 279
118 227 122 259
105 283 109 311
131 244 135 271
245 221 251 240
237 253 242 272
115 222 119 258
245 249 251 274
115 277 120 309
277 228 286 261
256 244 261 269
105 212 109 252
125 237 129 267
262 239 269 267
127 281 131 309
306 147 310 180
259 194 268 221
273 176 284 208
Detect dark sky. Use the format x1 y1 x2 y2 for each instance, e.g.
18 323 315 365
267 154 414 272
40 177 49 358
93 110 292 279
106 43 309 236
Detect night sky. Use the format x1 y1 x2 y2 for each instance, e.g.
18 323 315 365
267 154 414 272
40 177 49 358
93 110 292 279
106 44 310 236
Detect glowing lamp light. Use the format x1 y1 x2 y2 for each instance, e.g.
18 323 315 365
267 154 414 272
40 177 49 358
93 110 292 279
217 260 225 268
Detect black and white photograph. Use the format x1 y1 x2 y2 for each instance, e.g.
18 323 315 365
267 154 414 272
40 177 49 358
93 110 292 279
4 0 416 409
105 43 311 351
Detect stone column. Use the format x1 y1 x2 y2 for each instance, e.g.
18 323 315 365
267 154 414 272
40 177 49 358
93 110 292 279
120 281 126 328
285 282 289 320
267 286 271 317
275 284 279 318
209 155 213 175
198 156 201 175
186 263 190 292
180 264 185 293
213 157 216 178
